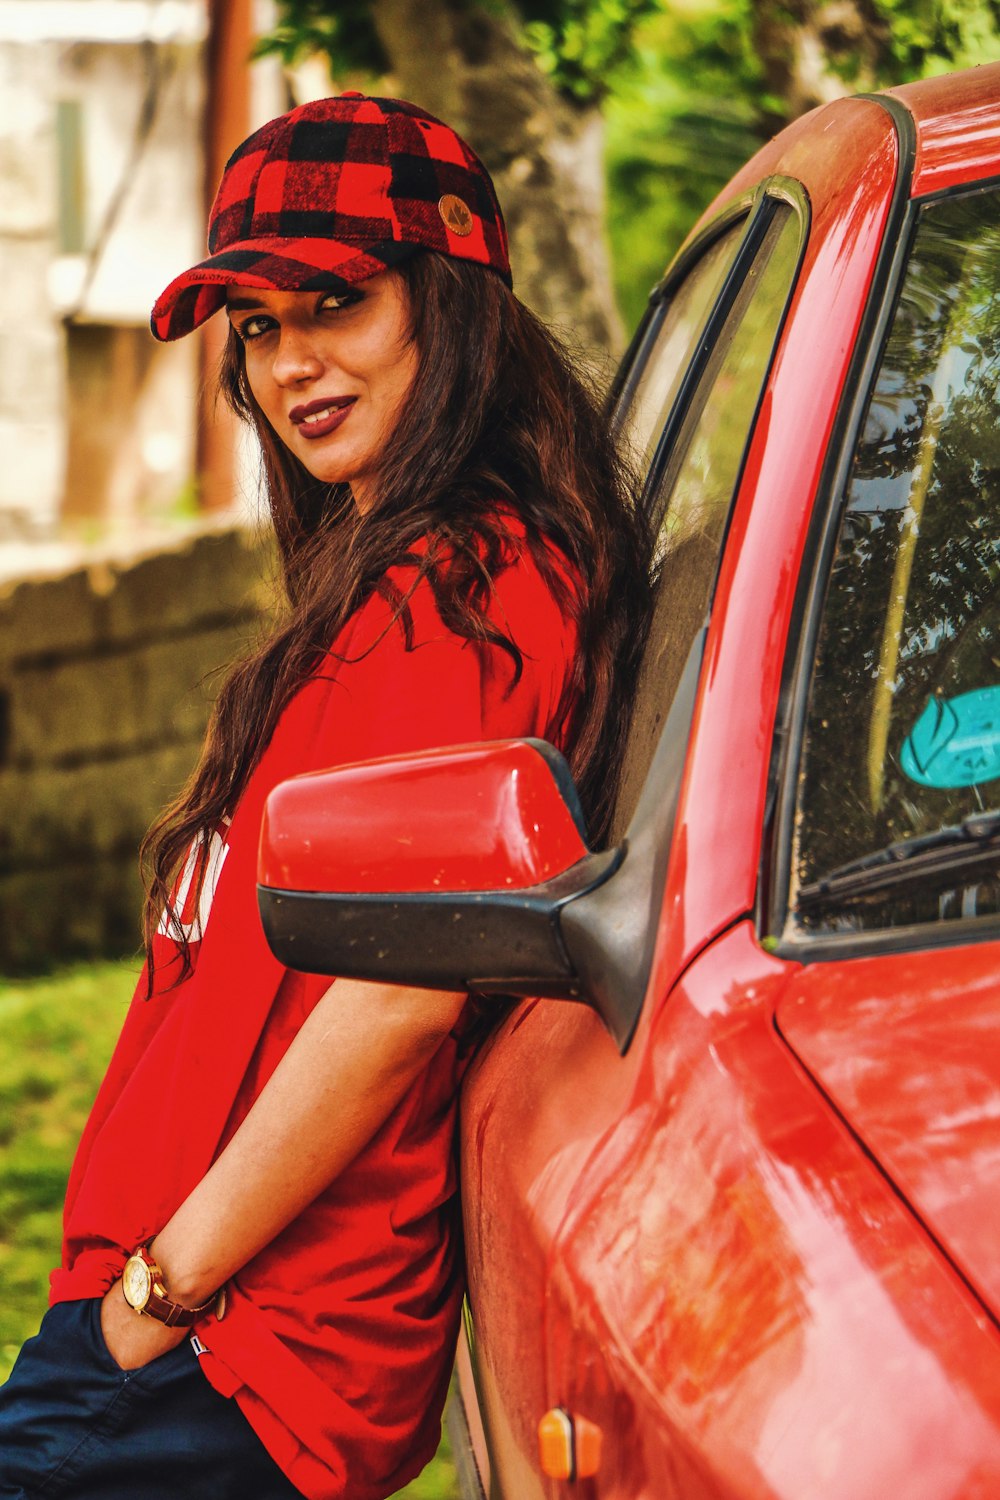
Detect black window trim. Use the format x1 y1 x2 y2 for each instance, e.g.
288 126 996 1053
760 99 1000 964
610 178 811 513
593 178 811 1040
607 197 751 429
643 183 809 510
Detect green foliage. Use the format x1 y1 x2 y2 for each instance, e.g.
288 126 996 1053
873 0 1000 81
605 0 761 327
519 0 660 101
393 1429 457 1499
0 961 139 1376
260 0 661 104
255 0 387 76
606 0 1000 326
258 0 1000 331
259 0 1000 118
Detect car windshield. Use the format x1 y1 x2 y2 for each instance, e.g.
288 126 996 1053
793 187 1000 930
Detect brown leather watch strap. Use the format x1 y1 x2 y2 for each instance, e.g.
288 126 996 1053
122 1245 219 1327
143 1282 218 1328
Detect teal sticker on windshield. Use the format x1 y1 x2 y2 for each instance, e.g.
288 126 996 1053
900 689 1000 788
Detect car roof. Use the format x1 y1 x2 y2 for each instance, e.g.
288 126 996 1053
688 61 1000 251
888 60 1000 196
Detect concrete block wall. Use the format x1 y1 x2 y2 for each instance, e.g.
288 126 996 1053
0 525 273 971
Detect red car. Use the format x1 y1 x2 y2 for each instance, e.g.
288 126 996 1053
259 63 1000 1499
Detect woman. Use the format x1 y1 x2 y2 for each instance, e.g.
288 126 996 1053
0 94 651 1499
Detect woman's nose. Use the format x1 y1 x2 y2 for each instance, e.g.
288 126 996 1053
271 330 324 386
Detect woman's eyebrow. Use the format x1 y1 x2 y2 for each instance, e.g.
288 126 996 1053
226 296 266 311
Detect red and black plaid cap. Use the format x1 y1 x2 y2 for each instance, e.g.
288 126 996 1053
150 93 511 342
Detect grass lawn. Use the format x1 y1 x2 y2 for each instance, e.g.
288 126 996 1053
0 959 457 1499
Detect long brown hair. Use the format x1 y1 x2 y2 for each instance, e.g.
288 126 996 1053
141 253 653 981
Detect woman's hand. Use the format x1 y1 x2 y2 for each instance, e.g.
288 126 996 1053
100 1280 186 1370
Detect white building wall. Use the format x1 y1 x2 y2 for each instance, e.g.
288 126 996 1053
0 0 284 542
0 40 66 536
51 37 205 325
53 34 205 525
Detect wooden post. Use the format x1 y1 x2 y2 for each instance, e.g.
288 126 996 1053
197 0 253 512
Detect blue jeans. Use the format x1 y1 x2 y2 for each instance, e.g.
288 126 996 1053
0 1300 303 1499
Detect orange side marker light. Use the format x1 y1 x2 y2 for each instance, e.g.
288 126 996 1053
539 1407 602 1481
539 1408 574 1480
574 1414 602 1478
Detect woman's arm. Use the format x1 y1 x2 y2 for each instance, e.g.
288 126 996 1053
101 978 466 1368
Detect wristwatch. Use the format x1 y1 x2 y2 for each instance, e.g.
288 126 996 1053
121 1245 219 1327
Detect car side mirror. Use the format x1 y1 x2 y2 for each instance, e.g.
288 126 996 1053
257 737 625 1028
258 632 706 1053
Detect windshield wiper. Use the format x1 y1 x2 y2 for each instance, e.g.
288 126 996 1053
797 809 1000 909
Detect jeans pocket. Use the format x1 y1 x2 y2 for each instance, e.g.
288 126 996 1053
0 1302 130 1499
86 1296 193 1389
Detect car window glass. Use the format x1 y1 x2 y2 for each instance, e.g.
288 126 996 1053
612 203 801 839
618 223 744 477
793 189 1000 933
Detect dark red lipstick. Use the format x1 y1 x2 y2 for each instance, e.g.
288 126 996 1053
289 396 357 440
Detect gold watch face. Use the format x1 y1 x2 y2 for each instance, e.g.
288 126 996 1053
122 1254 152 1311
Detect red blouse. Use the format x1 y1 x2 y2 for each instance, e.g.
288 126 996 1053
51 529 576 1500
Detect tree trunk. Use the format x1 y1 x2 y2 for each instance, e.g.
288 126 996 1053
369 0 624 354
199 0 253 512
751 0 893 135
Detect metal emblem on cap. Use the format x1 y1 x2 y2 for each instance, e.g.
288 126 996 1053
438 194 474 237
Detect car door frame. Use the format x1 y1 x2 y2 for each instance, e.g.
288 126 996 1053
449 174 814 1500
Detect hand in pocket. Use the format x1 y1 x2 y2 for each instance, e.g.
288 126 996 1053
100 1281 186 1370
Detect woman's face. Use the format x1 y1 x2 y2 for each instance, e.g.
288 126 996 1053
226 271 418 510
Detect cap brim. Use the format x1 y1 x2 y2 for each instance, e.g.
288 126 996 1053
150 237 416 342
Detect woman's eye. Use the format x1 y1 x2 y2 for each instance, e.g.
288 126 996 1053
319 290 362 313
236 315 274 342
